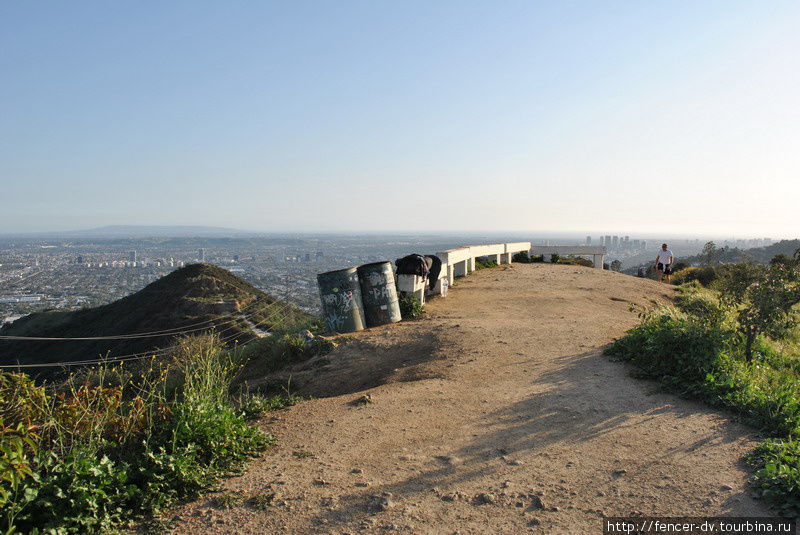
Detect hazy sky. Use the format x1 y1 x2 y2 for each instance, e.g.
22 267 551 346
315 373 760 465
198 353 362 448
1 1 798 237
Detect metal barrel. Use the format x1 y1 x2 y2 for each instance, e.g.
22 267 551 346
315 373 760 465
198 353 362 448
356 261 402 327
317 267 366 333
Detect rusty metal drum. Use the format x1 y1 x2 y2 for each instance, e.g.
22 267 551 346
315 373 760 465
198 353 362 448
356 261 402 327
317 267 366 333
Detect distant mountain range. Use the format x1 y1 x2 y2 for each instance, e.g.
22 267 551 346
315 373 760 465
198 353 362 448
0 264 312 373
2 225 255 238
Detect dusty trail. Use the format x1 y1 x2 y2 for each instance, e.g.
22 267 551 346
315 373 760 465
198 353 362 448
172 263 771 534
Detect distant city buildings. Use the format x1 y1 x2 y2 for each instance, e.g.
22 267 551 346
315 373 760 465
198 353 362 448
199 248 206 262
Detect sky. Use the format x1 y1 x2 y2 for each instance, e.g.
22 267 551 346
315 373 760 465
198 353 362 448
1 1 798 238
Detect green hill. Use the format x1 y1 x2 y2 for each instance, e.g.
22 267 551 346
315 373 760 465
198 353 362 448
625 239 800 275
0 263 313 368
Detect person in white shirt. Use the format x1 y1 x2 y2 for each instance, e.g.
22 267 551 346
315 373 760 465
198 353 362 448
654 243 674 283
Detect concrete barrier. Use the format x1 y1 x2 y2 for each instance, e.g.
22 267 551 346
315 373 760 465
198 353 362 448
529 245 607 269
433 241 532 291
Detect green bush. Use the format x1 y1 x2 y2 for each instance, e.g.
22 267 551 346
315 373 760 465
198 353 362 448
1 335 277 534
605 310 728 395
244 331 335 375
474 258 498 270
672 266 719 286
399 295 424 319
572 257 595 268
748 439 800 516
512 251 531 263
20 449 135 533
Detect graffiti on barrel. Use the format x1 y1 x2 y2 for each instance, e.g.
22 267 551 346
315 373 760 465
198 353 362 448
321 288 356 331
357 261 401 327
317 267 366 333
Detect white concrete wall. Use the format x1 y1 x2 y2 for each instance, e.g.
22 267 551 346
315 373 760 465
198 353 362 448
529 245 607 269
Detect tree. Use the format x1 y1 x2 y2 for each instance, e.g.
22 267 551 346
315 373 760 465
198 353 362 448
718 263 800 361
770 253 795 267
701 241 718 266
610 259 622 272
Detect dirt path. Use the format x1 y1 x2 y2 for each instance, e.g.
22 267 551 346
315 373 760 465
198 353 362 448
172 263 771 534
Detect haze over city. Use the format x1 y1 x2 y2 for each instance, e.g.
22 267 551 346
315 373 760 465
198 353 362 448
2 1 799 237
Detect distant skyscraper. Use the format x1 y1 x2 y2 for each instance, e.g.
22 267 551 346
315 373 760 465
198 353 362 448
612 236 619 249
586 236 591 245
130 251 137 263
199 248 205 262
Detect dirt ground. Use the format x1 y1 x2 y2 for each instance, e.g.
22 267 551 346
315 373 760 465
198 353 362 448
170 263 773 534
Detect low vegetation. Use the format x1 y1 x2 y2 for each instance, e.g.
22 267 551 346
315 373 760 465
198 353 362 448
474 258 498 270
606 253 800 515
511 251 593 267
0 324 333 534
399 295 424 320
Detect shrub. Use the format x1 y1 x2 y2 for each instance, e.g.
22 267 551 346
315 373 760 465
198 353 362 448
244 331 335 375
672 261 690 272
512 251 530 263
748 439 800 516
672 266 719 287
605 310 728 394
399 295 424 319
717 263 800 361
1 335 276 534
474 258 498 270
0 420 39 531
550 253 560 263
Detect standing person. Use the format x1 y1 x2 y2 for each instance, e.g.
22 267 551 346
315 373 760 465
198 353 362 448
654 243 674 283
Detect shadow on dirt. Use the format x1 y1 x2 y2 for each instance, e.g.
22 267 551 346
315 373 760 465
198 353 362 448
301 349 759 528
246 323 447 399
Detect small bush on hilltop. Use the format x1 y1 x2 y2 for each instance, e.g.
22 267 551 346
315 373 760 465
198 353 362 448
474 258 498 270
512 251 531 263
399 295 424 320
671 266 719 287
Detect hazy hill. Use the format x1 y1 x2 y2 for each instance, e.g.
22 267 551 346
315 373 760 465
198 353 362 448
0 263 312 368
624 239 800 275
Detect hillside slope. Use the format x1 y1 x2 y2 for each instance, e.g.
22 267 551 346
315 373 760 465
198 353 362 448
171 263 771 534
0 263 311 368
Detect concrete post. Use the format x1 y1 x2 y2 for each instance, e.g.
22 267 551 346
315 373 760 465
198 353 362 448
593 255 604 269
468 257 475 272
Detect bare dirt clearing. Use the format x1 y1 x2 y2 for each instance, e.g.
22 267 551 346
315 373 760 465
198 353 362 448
171 263 771 534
